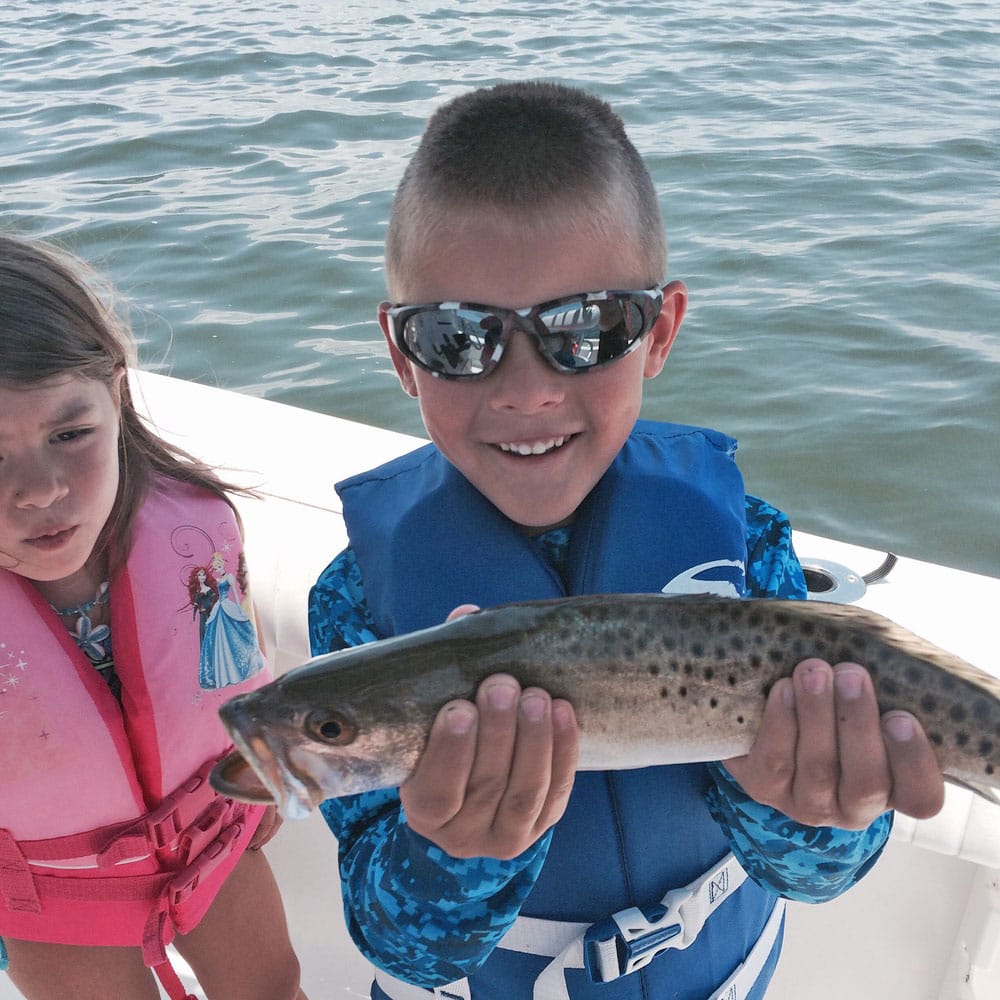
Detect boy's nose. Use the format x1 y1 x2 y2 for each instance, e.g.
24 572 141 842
488 328 566 412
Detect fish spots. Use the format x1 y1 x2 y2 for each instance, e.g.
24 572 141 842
950 704 967 724
679 685 688 698
703 667 715 682
905 665 923 685
956 732 969 747
660 686 669 699
736 715 745 725
648 664 661 677
920 694 938 714
709 697 718 709
728 674 737 687
729 636 746 653
691 642 705 658
973 699 992 722
980 739 995 757
929 731 943 747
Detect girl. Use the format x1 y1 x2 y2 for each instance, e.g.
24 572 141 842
0 234 307 1000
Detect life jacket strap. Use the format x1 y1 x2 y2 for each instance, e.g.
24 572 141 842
0 828 41 913
372 852 784 1000
0 757 225 878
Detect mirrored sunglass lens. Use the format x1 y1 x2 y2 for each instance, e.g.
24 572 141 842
402 309 501 376
537 296 647 368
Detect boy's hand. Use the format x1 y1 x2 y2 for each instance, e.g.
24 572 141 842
400 607 579 860
724 659 945 829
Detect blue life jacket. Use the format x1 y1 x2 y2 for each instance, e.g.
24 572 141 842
338 420 781 1000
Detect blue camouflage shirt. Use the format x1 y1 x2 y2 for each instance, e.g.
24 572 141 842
308 495 891 985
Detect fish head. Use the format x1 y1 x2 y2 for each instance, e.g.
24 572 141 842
210 655 441 819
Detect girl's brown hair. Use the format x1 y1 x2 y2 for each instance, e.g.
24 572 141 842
0 234 252 573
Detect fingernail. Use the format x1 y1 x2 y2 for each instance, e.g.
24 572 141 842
884 713 915 742
520 693 547 723
487 683 517 711
803 665 829 695
834 669 865 700
553 702 573 730
445 704 476 735
779 680 795 709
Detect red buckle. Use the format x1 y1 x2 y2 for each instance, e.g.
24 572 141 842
178 800 228 866
168 821 243 908
148 759 220 851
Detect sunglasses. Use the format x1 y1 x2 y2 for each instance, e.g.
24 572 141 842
384 287 663 381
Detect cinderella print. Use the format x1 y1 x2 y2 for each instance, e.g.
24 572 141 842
197 551 265 689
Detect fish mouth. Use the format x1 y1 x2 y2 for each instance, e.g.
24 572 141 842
210 729 323 821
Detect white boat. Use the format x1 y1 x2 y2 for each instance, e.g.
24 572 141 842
4 370 997 999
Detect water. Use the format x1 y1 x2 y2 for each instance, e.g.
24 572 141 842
2 0 998 577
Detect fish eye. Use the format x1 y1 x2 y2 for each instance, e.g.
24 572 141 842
306 711 356 746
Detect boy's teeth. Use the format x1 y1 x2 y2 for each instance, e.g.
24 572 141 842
498 435 568 456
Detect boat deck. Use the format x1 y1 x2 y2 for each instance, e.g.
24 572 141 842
3 372 995 999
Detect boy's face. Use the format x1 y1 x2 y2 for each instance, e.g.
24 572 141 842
380 211 686 531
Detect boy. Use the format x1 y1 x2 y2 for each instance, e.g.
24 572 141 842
308 82 944 1000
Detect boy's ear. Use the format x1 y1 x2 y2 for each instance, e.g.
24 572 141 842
378 303 419 397
643 280 687 379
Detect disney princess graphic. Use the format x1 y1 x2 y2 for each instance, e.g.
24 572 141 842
196 551 265 689
186 566 218 643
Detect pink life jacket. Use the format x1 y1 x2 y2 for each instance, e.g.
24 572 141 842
0 476 271 990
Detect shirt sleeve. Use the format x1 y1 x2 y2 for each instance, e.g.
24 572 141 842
703 495 892 903
309 548 550 985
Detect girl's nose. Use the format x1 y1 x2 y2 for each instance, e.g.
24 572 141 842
487 329 566 413
13 457 69 509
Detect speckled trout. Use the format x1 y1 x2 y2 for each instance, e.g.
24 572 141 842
210 595 1000 820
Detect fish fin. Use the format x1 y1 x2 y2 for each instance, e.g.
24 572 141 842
945 774 1000 806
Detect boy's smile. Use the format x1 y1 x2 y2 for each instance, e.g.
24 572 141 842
381 210 686 531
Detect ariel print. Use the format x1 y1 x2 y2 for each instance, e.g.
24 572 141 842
197 550 265 689
173 522 266 691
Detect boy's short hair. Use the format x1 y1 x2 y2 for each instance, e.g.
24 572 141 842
386 81 667 297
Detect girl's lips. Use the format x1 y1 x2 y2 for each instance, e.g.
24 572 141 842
25 526 77 551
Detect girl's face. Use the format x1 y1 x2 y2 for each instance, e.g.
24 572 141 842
0 373 122 603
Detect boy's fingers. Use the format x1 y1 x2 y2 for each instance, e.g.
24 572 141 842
882 712 946 820
462 675 522 808
724 676 798 806
788 660 840 824
447 603 480 621
492 689 557 842
537 699 579 827
400 699 479 832
832 664 892 828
